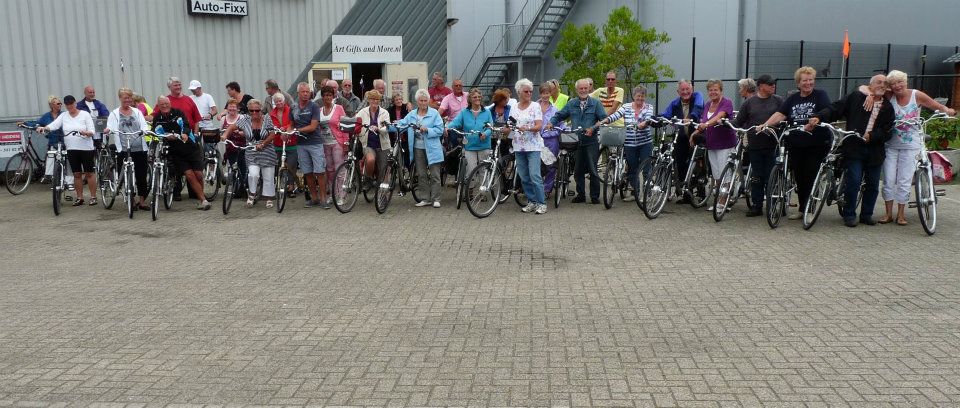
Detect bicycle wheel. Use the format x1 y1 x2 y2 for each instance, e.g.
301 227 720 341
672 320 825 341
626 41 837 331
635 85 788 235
456 159 467 210
641 163 669 219
466 162 501 218
125 166 135 219
915 167 936 235
740 164 752 210
688 157 711 208
334 160 360 213
51 162 63 216
203 158 220 201
222 168 236 214
635 157 654 210
553 158 565 209
275 174 287 214
375 162 397 214
4 152 33 195
766 164 786 229
409 170 422 204
602 160 615 209
834 169 847 217
163 171 174 210
512 171 528 208
802 166 832 230
713 163 738 222
150 167 163 221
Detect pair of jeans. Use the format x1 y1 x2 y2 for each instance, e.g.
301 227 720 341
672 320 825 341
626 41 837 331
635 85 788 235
574 143 601 200
515 150 545 205
843 158 881 221
748 148 776 210
623 143 653 195
790 145 829 209
414 148 441 202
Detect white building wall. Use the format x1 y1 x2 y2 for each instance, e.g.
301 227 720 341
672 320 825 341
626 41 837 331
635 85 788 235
0 0 355 121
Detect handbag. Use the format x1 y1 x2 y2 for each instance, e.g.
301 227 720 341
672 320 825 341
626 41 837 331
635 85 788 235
540 145 556 165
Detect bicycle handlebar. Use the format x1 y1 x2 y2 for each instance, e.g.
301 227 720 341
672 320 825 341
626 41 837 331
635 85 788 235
221 140 257 150
446 128 483 136
719 118 763 134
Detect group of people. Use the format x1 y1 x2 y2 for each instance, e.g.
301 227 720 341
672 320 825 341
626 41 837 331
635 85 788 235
25 67 956 225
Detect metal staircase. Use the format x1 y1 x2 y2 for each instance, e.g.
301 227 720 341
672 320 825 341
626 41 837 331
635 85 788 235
461 0 576 92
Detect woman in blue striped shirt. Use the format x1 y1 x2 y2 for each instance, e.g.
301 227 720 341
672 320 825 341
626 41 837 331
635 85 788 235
599 86 654 201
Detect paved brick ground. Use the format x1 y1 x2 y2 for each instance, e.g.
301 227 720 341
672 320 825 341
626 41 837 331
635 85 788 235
2 182 960 407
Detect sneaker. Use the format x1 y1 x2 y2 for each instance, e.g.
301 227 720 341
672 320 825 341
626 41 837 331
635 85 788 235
571 196 586 204
788 212 802 220
88 197 97 206
534 204 547 214
859 217 877 226
590 198 600 204
844 218 858 227
304 200 315 208
706 205 714 211
745 208 762 217
415 200 432 207
318 201 331 210
72 198 85 206
245 197 255 208
200 200 211 211
432 201 441 208
622 194 635 202
521 203 536 213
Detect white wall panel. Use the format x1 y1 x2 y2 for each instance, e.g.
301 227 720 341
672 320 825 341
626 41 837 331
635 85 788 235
1 0 356 121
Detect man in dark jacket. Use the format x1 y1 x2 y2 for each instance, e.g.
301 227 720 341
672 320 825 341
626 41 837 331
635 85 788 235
660 80 703 203
810 74 894 227
549 78 608 204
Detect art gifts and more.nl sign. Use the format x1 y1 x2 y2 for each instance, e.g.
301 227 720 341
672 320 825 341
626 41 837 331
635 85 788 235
332 36 403 63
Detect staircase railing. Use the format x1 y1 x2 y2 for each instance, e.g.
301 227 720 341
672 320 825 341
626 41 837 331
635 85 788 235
459 0 548 85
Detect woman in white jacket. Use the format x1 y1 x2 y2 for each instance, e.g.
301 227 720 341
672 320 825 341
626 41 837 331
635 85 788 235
38 95 98 206
355 90 391 182
104 87 151 210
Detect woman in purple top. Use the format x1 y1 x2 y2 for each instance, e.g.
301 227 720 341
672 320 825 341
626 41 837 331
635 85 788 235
538 82 560 197
695 79 736 210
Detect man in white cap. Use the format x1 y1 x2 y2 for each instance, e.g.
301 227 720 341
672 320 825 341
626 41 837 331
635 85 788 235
188 80 218 131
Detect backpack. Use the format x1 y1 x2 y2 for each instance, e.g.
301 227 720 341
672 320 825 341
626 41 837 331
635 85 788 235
929 151 954 184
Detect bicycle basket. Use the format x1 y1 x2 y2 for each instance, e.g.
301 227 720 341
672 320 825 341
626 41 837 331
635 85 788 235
200 129 220 144
598 127 626 146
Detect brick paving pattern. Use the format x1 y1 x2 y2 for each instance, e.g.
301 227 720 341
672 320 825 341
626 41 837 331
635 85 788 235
2 183 960 407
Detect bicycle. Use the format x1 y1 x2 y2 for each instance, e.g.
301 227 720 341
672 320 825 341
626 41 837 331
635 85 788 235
107 130 160 218
552 127 581 209
599 123 645 209
5 123 49 195
148 136 175 221
333 122 384 213
464 123 526 218
640 117 695 219
446 128 486 210
221 140 258 215
898 111 955 235
374 122 421 214
764 122 808 229
800 122 865 230
199 129 223 202
33 129 79 216
272 129 300 213
711 119 761 222
682 128 713 209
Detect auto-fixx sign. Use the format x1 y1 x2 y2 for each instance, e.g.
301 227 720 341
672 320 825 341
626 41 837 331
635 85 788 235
186 0 248 17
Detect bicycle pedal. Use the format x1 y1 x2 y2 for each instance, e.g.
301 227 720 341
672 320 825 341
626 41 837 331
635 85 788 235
908 202 918 208
935 189 946 197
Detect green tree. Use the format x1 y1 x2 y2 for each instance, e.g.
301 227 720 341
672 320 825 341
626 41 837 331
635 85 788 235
552 6 673 93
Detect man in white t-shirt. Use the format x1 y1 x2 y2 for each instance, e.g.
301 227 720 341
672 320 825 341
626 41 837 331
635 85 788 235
188 80 218 130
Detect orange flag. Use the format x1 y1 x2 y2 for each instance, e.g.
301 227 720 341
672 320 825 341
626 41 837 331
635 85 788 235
842 30 850 58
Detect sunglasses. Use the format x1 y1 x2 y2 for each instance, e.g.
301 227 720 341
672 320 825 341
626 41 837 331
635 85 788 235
249 109 261 113
606 78 616 81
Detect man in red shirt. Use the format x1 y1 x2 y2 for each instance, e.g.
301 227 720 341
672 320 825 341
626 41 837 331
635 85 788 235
428 72 451 110
166 77 202 135
165 77 203 200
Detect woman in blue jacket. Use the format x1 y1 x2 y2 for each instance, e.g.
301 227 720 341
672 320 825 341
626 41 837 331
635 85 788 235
447 88 493 186
401 89 445 207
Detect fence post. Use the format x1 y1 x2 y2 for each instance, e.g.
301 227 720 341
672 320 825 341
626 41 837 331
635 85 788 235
917 44 927 90
843 43 851 95
885 43 892 73
799 40 805 67
691 37 696 83
744 39 751 78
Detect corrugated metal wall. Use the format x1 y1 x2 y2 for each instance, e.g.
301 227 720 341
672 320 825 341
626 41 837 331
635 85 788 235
290 0 448 92
0 0 355 121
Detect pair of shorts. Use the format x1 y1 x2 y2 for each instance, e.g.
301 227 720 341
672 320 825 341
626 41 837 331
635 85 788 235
297 143 326 174
66 150 96 173
171 149 204 174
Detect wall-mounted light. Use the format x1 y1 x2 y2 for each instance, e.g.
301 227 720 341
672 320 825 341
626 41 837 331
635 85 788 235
446 18 459 27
